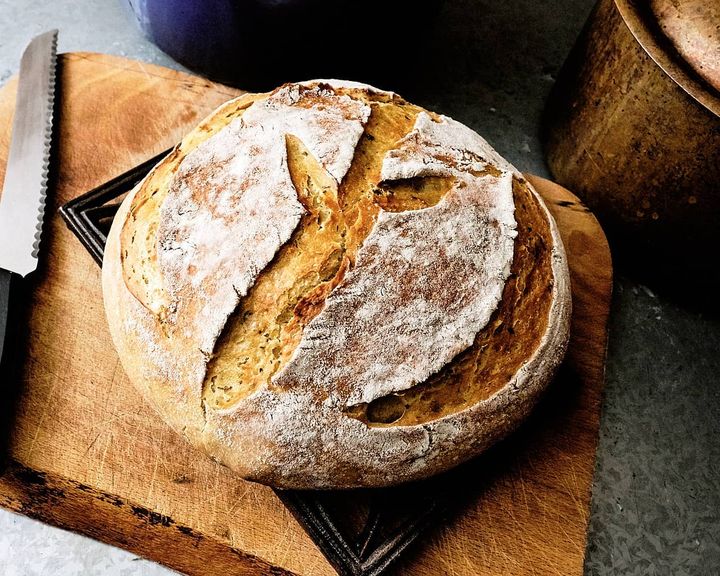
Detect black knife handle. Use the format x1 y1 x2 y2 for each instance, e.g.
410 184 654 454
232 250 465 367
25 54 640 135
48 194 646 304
0 269 12 367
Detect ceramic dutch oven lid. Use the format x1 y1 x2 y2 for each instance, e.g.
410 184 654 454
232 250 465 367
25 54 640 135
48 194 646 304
650 0 720 93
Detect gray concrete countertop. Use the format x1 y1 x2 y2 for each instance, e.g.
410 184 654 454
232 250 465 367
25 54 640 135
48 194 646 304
0 0 718 574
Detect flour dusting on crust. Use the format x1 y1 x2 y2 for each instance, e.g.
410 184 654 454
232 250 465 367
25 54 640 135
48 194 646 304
382 112 517 180
156 85 370 355
273 113 517 405
104 82 572 489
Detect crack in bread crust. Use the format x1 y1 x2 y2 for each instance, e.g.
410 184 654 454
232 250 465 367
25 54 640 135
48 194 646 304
120 94 265 319
203 98 427 410
345 177 553 426
262 111 518 411
202 134 349 409
118 84 374 393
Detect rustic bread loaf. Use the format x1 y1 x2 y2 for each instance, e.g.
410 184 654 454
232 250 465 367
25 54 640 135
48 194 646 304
102 80 571 489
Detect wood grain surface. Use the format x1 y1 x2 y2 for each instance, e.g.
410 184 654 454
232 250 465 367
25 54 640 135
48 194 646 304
0 53 612 576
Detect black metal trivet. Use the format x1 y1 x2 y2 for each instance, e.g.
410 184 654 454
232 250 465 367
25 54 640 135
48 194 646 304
59 154 449 576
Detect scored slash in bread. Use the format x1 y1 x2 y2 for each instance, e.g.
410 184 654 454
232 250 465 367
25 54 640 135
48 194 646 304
102 80 572 489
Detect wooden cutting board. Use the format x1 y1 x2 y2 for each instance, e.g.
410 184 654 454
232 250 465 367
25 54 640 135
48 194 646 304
0 53 612 576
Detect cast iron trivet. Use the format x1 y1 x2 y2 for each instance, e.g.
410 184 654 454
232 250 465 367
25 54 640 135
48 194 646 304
59 153 450 576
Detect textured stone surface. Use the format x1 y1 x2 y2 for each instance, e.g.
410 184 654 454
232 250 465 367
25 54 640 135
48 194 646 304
585 278 720 575
1 0 718 574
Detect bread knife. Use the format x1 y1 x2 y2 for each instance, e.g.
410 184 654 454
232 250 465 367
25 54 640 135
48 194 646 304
0 30 58 366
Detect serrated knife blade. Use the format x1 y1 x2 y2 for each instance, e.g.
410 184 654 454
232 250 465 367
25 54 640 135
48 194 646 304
0 30 57 366
0 30 57 276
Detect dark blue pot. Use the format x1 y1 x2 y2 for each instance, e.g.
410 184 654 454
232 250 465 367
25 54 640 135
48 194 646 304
127 0 443 89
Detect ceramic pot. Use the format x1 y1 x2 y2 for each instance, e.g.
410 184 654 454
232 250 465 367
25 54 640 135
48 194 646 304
127 0 443 90
543 0 720 293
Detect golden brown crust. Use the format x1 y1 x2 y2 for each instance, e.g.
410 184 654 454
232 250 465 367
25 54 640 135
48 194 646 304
102 80 571 489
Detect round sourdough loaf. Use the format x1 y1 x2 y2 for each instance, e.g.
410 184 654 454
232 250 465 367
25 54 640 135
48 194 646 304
102 80 571 489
